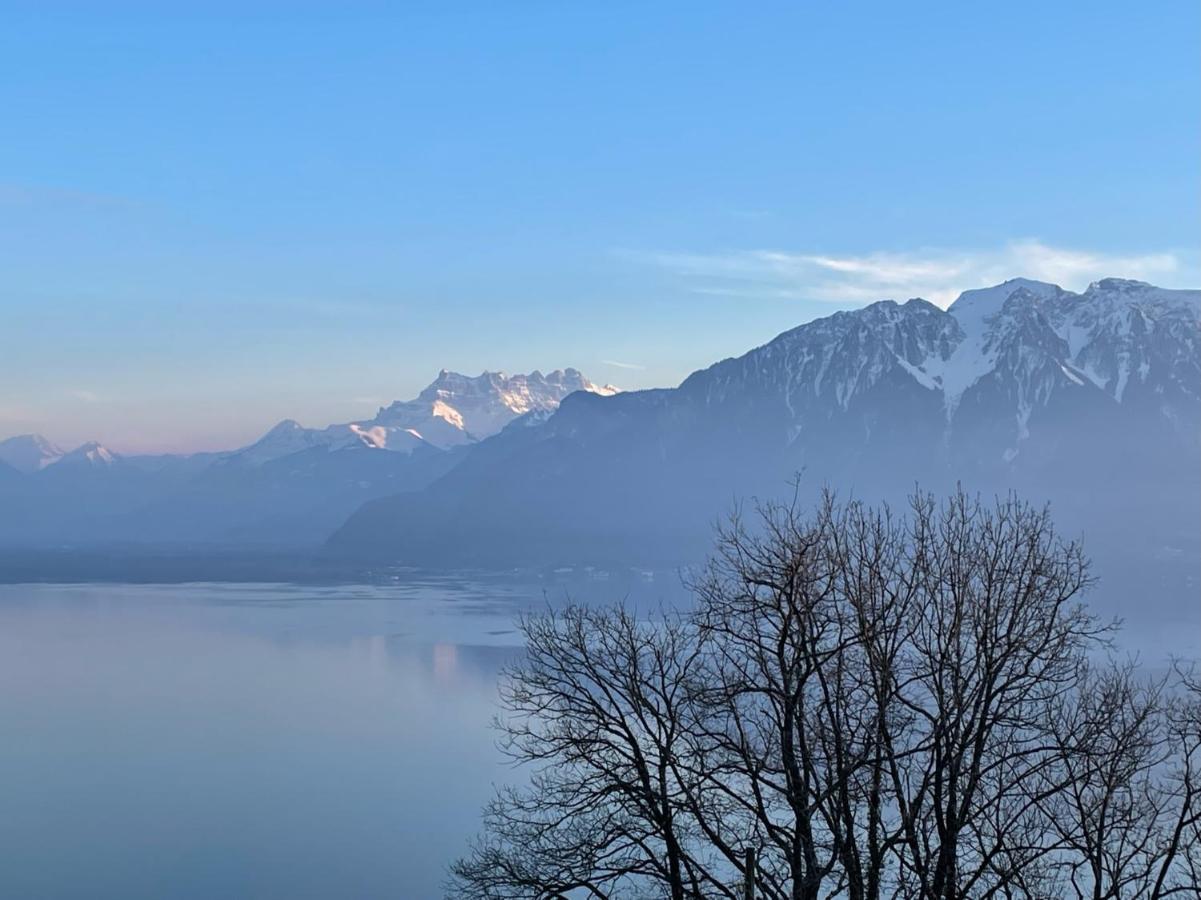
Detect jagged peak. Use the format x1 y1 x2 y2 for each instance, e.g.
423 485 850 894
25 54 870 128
676 274 1199 423
1086 277 1154 294
0 433 67 473
948 278 1064 316
0 432 62 451
232 366 617 464
1079 278 1199 312
412 368 601 405
58 441 118 467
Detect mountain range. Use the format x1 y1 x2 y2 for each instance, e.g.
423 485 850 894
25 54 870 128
1 278 1198 611
328 278 1200 578
0 368 617 546
0 433 67 473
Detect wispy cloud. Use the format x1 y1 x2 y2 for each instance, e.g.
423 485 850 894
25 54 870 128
68 389 103 403
602 359 647 371
634 239 1193 308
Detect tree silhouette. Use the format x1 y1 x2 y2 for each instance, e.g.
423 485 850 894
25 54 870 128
449 489 1200 899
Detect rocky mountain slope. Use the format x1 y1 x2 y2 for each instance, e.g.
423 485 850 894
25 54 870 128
230 368 618 464
329 278 1201 570
0 434 66 473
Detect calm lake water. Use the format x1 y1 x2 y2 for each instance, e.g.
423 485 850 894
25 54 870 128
0 568 1194 899
0 576 676 900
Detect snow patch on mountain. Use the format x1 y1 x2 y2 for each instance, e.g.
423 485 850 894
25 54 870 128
676 276 1198 464
374 368 619 447
228 368 619 465
56 441 118 468
1051 279 1201 404
823 277 1200 425
935 278 1065 411
0 434 65 473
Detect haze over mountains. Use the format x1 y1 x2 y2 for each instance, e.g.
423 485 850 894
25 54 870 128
330 278 1200 579
0 433 67 473
233 368 618 465
0 369 618 546
2 278 1198 606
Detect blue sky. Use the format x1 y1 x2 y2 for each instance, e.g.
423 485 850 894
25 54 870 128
3 1 1198 452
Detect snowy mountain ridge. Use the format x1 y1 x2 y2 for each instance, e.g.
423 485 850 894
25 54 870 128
56 441 119 468
687 277 1199 449
0 276 1196 561
942 277 1197 409
330 277 1201 570
0 368 618 474
371 367 618 448
0 367 615 546
0 433 67 473
227 367 619 465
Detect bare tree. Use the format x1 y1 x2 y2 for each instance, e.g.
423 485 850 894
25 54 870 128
447 605 724 899
1047 662 1167 898
1150 666 1201 898
687 492 911 900
879 491 1108 900
448 488 1198 900
1042 661 1201 900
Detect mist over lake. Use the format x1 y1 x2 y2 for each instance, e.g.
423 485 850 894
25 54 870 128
0 576 680 899
1 561 1194 898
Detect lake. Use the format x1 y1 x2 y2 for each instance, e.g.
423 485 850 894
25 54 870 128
0 575 678 899
0 567 1193 899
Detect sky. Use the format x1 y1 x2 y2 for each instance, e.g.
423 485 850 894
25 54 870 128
2 1 1198 454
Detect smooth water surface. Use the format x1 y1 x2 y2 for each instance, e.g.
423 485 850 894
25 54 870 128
0 577 672 900
1 568 1193 900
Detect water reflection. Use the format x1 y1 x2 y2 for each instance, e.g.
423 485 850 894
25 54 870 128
0 582 537 900
0 566 1192 900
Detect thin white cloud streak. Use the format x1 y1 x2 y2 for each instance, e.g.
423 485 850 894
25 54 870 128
637 239 1194 308
68 389 103 403
602 359 647 371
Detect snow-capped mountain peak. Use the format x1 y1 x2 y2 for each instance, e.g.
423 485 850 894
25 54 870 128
229 367 618 465
328 277 1201 571
57 441 118 468
0 434 65 473
375 368 618 448
947 277 1063 315
1058 278 1201 403
675 276 1198 461
229 419 344 465
863 277 1200 419
929 280 1066 412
